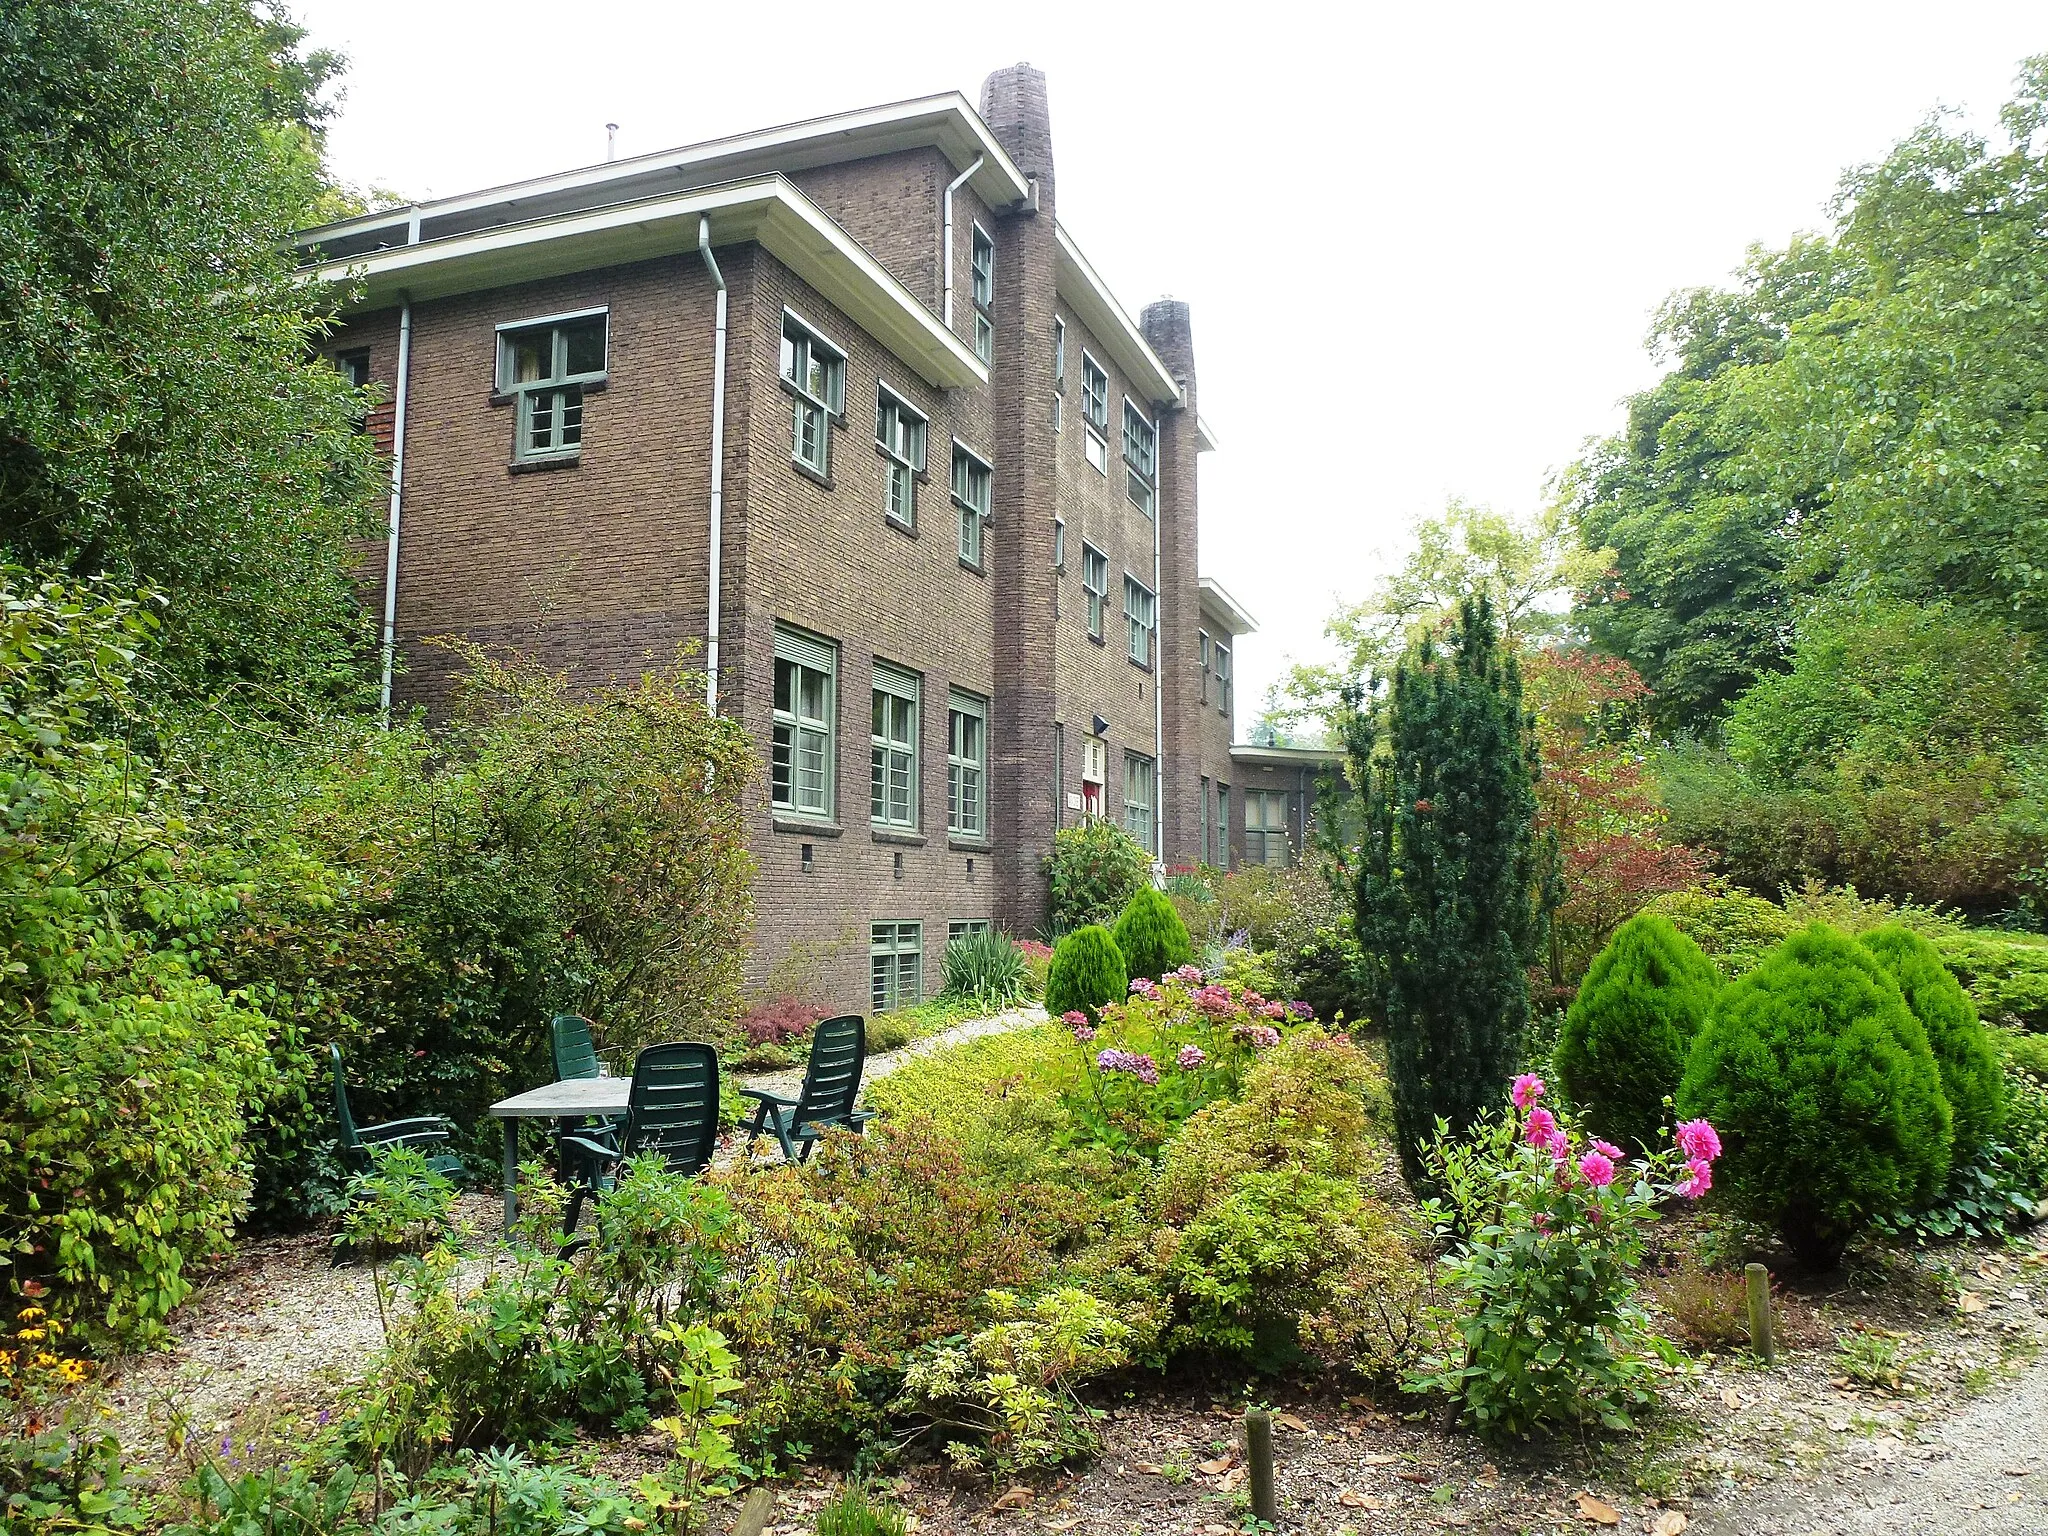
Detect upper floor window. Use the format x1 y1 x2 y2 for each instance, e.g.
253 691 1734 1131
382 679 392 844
870 661 919 830
1123 402 1156 517
780 311 844 476
1124 575 1155 668
1214 641 1233 713
771 624 836 821
970 223 995 364
498 309 607 462
1199 629 1213 702
1052 516 1066 573
336 348 371 389
948 689 988 840
1082 545 1108 640
1081 352 1110 473
952 443 991 569
1051 317 1066 432
875 386 927 529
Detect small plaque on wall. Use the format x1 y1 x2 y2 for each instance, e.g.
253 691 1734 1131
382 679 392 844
1066 792 1083 811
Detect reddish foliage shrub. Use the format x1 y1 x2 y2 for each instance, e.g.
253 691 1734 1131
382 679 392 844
741 995 824 1046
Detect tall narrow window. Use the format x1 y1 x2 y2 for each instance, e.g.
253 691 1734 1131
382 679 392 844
498 310 607 461
1198 775 1211 864
1215 642 1233 714
1199 630 1212 703
1082 545 1108 640
1216 784 1230 871
1245 790 1292 866
1123 752 1155 854
336 348 371 389
952 443 991 568
870 921 923 1012
948 689 988 840
970 223 995 364
780 312 844 476
870 661 919 829
771 625 835 820
875 386 927 529
1124 575 1155 668
1051 317 1066 433
1123 401 1156 517
1081 353 1110 474
1052 516 1066 572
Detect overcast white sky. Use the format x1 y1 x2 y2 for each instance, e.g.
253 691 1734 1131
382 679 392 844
297 1 2045 720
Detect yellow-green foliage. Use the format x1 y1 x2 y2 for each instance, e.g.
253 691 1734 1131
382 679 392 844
1043 925 1126 1021
1111 886 1193 982
1646 890 1796 978
1860 924 2006 1162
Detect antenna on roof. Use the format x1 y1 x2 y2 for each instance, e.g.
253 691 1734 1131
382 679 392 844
606 123 619 162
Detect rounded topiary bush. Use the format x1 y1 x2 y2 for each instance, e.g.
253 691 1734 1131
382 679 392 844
1860 923 2005 1165
1677 922 1954 1268
1044 924 1127 1023
1555 912 1720 1153
1112 885 1193 981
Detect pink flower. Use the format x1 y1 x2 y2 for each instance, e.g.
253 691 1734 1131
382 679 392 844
1248 1025 1280 1050
1060 1011 1089 1028
1591 1139 1623 1160
1172 965 1205 982
1072 1023 1096 1042
1675 1119 1722 1163
1194 985 1237 1016
1129 977 1159 998
1544 1128 1570 1161
1679 1157 1714 1199
1522 1106 1558 1147
1176 1044 1206 1070
1511 1073 1546 1109
1578 1150 1615 1187
1259 1000 1286 1020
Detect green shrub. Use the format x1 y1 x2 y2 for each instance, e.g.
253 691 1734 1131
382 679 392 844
1043 821 1152 932
1215 945 1280 999
1554 913 1720 1152
1931 930 2048 1031
1860 924 2005 1163
940 929 1028 1010
2000 1029 2048 1083
1677 923 1954 1267
1999 1066 2048 1203
1272 924 1368 1027
1645 890 1797 979
1112 886 1193 981
1043 926 1127 1023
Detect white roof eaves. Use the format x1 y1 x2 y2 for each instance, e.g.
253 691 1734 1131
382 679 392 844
1053 224 1180 409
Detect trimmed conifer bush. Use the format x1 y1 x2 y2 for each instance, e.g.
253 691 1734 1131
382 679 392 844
1554 912 1719 1153
1044 925 1128 1023
1860 924 2005 1164
1112 885 1194 981
1677 923 1954 1267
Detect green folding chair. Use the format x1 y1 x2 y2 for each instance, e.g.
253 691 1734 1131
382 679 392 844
740 1014 875 1162
329 1042 465 1179
558 1042 721 1236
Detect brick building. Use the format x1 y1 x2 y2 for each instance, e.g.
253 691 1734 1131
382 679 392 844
300 65 1295 1012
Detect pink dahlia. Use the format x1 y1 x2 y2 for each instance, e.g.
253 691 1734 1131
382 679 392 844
1522 1106 1558 1147
1679 1157 1714 1199
1511 1073 1546 1109
1675 1119 1722 1163
1590 1139 1623 1160
1577 1150 1616 1188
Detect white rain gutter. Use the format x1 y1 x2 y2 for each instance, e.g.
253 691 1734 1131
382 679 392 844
697 215 727 715
378 294 413 724
1153 448 1165 863
941 155 984 329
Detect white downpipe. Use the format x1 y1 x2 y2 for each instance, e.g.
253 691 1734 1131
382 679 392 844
941 155 984 329
378 294 413 725
1153 444 1165 863
698 216 727 716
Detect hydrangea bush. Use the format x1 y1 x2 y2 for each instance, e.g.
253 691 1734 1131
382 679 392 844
1408 1076 1721 1440
1058 970 1311 1158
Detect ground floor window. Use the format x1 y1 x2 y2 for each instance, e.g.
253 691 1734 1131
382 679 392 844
947 919 992 946
870 921 922 1012
1124 751 1155 854
1215 784 1231 871
1245 789 1292 866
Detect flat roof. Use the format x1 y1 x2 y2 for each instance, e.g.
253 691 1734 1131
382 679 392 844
1229 743 1346 767
1198 576 1258 636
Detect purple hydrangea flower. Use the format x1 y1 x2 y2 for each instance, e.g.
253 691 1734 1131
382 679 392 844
1176 1044 1206 1070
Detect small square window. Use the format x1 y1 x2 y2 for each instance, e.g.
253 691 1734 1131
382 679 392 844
336 348 371 389
952 444 991 568
948 919 992 947
781 312 845 476
497 311 608 461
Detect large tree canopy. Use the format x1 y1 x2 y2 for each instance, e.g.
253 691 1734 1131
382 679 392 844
0 0 381 704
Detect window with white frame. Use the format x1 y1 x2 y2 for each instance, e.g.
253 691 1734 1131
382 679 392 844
875 386 926 528
1124 575 1155 668
1081 353 1110 473
771 625 835 820
947 919 992 947
1051 317 1066 433
870 661 918 829
1124 752 1155 853
1082 545 1108 640
871 921 922 1012
498 310 607 461
948 688 988 839
1052 516 1066 572
1245 789 1292 866
1215 641 1232 714
780 312 844 475
1123 401 1156 517
952 443 991 568
970 223 995 364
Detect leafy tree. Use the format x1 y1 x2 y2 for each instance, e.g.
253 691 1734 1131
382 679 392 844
1348 595 1554 1174
1112 886 1193 982
1860 924 2006 1165
1554 913 1719 1153
0 0 382 703
1678 923 1953 1267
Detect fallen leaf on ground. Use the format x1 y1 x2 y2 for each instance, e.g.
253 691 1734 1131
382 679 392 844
1397 1470 1432 1484
2005 1467 2031 1477
1339 1489 1373 1507
1197 1454 1235 1475
993 1486 1033 1511
1274 1411 1312 1432
1043 1520 1082 1532
1575 1492 1621 1525
1721 1387 1741 1410
1649 1514 1689 1536
1958 1292 1986 1314
1132 1462 1162 1475
1363 1453 1403 1466
1218 1467 1245 1492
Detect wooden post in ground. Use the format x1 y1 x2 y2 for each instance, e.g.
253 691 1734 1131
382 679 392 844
729 1485 775 1536
1746 1262 1775 1366
1245 1407 1277 1522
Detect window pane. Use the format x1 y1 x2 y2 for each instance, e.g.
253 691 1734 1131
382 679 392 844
771 723 793 806
559 385 583 448
563 317 605 376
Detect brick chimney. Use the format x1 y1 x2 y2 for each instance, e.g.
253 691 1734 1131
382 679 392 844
1143 299 1204 866
978 63 1055 204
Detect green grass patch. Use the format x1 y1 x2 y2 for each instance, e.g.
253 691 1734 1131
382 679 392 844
868 992 1017 1052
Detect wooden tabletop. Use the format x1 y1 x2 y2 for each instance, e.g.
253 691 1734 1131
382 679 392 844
489 1078 630 1118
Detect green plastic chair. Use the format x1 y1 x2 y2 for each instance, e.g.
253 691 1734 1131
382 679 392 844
551 1013 603 1081
558 1042 721 1235
549 1013 624 1182
740 1014 875 1163
329 1043 465 1180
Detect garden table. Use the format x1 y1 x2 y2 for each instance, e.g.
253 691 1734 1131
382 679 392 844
487 1077 629 1227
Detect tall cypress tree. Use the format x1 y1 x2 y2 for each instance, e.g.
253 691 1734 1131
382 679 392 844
1348 594 1552 1175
